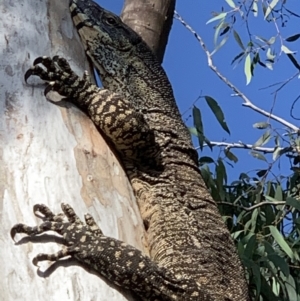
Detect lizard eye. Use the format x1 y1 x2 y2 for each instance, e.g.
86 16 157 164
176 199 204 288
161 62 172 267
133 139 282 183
106 17 117 25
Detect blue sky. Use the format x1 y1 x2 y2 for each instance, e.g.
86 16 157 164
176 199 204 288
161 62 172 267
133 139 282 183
96 0 300 183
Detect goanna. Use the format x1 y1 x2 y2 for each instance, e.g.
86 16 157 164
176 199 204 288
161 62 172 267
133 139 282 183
11 1 250 300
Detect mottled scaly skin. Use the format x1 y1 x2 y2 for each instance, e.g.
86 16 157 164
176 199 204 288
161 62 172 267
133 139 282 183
11 1 250 300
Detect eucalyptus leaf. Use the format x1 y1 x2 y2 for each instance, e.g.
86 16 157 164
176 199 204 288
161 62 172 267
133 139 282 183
286 33 300 42
244 53 252 85
264 0 279 19
224 149 238 163
225 0 236 8
286 197 300 211
205 96 230 134
233 30 245 50
206 12 227 24
269 226 294 260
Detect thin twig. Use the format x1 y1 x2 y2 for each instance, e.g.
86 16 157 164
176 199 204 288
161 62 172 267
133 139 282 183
173 11 300 133
219 200 286 212
196 140 293 153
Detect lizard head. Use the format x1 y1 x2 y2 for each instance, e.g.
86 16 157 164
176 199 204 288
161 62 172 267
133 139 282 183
69 0 175 112
70 0 144 76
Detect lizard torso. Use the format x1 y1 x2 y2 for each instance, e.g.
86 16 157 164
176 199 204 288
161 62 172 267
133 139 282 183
70 1 250 300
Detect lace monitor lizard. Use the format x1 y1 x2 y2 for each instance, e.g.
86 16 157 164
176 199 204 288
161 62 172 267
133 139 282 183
11 0 250 300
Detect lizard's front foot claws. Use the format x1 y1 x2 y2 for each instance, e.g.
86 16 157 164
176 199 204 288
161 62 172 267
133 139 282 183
24 56 92 101
10 224 29 241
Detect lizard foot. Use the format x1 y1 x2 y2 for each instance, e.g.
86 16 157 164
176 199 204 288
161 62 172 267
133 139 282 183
10 203 199 299
25 56 95 101
11 203 103 265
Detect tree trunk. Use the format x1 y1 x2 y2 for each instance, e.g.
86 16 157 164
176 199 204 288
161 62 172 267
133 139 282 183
0 1 150 300
121 0 176 63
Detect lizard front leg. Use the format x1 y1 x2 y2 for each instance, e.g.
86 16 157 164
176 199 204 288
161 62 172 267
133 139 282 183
25 56 156 160
11 204 190 301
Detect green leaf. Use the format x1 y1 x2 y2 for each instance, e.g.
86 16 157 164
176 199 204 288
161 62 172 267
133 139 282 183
264 241 290 277
265 202 276 225
199 156 215 165
265 62 273 70
286 53 300 70
220 25 230 36
204 96 230 134
266 48 276 61
206 12 227 24
268 36 276 45
217 158 227 184
286 197 300 211
286 275 297 301
252 1 258 17
281 45 295 54
252 52 260 64
269 226 294 259
244 53 252 85
260 273 280 300
250 151 267 162
268 254 290 277
274 184 283 202
233 30 245 50
253 122 270 129
275 136 280 147
242 258 261 294
286 33 300 42
224 149 238 163
253 130 271 148
193 106 204 151
244 234 256 259
272 278 280 296
232 230 245 240
211 36 229 55
239 172 250 180
273 146 282 161
237 240 244 255
265 195 278 202
257 169 268 177
255 36 270 44
231 52 245 65
225 0 236 8
188 127 198 137
264 0 279 19
251 209 258 232
214 21 225 46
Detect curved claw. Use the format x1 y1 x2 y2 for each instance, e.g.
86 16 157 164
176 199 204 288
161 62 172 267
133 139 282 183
33 56 45 66
10 223 27 241
44 82 55 96
24 68 34 83
10 226 18 241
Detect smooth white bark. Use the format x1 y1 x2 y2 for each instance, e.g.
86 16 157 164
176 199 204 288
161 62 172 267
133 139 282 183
0 1 146 300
